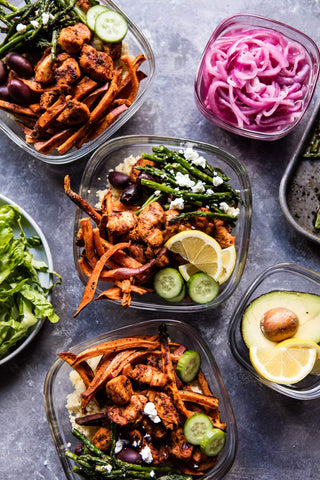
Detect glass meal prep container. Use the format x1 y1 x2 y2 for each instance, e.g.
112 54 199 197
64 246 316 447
228 263 320 400
72 134 252 312
194 14 320 141
0 0 155 165
44 319 237 480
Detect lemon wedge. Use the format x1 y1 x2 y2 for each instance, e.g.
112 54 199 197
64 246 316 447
178 263 200 281
165 230 223 281
249 338 319 385
218 245 236 284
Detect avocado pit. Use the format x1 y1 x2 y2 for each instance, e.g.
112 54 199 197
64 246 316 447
260 307 299 342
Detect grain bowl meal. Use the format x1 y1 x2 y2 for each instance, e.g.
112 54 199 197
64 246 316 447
65 144 242 311
60 324 227 479
0 0 146 155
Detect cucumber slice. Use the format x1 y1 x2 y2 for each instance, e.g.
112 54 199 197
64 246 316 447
95 10 128 43
167 284 186 303
183 413 213 445
176 350 201 382
153 268 184 300
200 428 226 456
86 5 109 31
187 272 219 304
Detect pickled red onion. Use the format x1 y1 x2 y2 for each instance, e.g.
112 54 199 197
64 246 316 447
202 27 311 132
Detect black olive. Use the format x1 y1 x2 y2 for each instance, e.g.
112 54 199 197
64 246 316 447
136 172 156 186
7 79 31 105
108 171 131 189
120 184 142 205
0 85 11 101
116 448 141 464
5 52 34 78
0 61 7 85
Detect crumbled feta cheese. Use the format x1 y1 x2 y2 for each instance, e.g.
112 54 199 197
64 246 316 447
170 197 184 210
154 190 161 196
206 189 214 195
227 206 240 218
30 19 39 28
144 402 161 423
100 465 113 473
219 202 229 213
41 12 50 25
132 440 141 447
114 439 129 454
67 442 71 448
191 180 205 193
212 176 224 187
16 23 27 33
140 445 153 464
175 171 195 188
184 147 207 168
150 471 155 478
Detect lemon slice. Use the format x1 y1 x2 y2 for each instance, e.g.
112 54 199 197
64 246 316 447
249 339 318 385
218 245 236 284
277 338 320 376
179 263 200 281
165 230 223 281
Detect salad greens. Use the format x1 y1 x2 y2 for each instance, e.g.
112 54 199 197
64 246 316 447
0 203 60 360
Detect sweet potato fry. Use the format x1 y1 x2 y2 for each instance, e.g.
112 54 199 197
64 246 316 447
58 352 94 388
121 55 139 103
83 82 110 108
197 370 213 397
33 95 69 136
99 237 142 269
80 218 99 268
64 176 102 225
83 104 128 144
0 100 38 117
78 257 116 281
89 68 122 124
178 390 219 409
92 228 119 269
34 129 73 154
74 242 131 317
74 76 98 100
95 286 123 301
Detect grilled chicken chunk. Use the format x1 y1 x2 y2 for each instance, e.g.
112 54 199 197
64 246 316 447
40 90 59 110
79 44 114 82
56 98 90 125
92 425 112 452
58 23 91 54
105 375 133 405
130 202 165 249
142 417 167 439
151 392 180 430
125 364 167 388
34 54 55 84
213 218 235 248
107 394 147 426
170 428 193 460
107 211 138 236
55 57 81 88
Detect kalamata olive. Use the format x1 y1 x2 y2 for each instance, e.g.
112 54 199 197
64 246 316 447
120 184 142 205
0 85 11 101
136 172 156 186
108 171 131 189
116 448 141 464
0 60 7 85
5 52 34 78
7 79 31 105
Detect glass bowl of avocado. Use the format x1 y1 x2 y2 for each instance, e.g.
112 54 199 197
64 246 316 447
228 263 320 400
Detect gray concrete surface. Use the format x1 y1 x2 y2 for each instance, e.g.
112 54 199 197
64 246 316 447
0 0 320 479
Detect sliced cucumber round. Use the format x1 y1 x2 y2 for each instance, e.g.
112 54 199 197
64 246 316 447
200 428 226 456
95 10 128 43
183 413 213 445
153 268 184 301
86 5 109 31
187 272 219 304
176 350 201 382
167 284 186 303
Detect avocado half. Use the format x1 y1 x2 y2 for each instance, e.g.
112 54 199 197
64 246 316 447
241 291 320 348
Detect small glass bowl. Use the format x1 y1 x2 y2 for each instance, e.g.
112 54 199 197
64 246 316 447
73 134 252 312
0 0 155 165
44 319 237 480
0 194 53 365
195 14 320 141
228 263 320 400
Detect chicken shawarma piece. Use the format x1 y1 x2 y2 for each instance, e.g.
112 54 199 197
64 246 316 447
213 218 235 248
169 427 193 460
107 394 147 426
79 44 114 82
55 57 81 88
105 375 133 405
56 98 90 125
34 53 55 85
162 209 180 242
107 211 138 236
58 23 91 54
131 202 165 249
92 425 112 452
150 392 180 430
125 364 167 388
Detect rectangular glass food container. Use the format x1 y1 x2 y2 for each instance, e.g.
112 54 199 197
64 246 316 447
228 263 320 400
0 0 155 165
73 134 252 312
44 319 237 480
